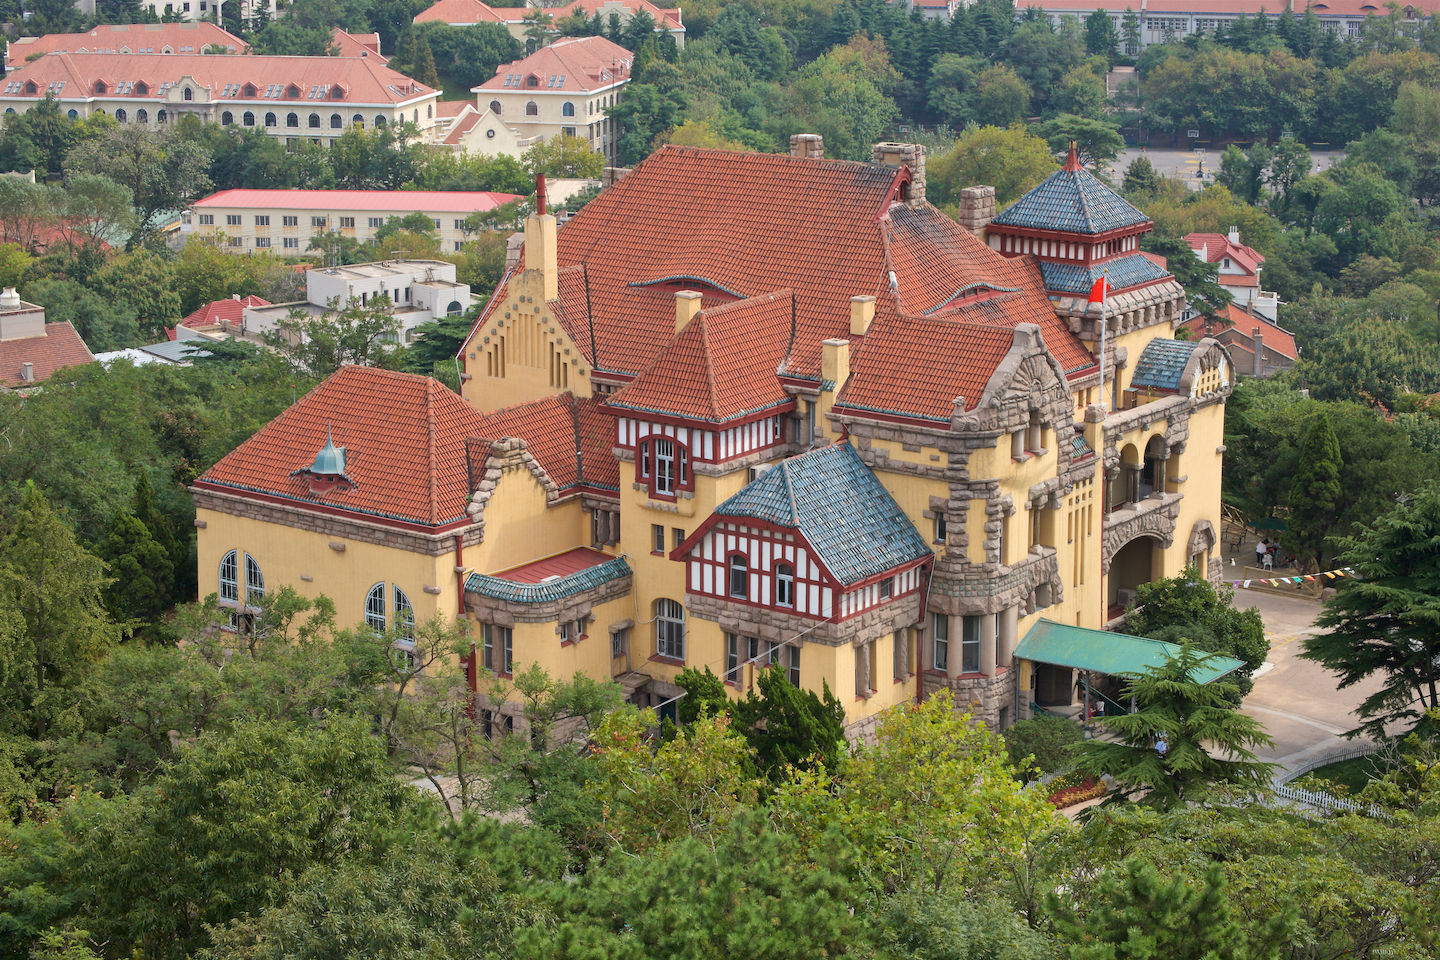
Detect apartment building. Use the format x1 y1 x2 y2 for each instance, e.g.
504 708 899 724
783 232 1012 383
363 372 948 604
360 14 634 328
182 189 523 254
5 22 244 72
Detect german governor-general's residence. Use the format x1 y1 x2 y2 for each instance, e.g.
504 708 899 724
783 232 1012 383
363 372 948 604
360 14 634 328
193 136 1232 738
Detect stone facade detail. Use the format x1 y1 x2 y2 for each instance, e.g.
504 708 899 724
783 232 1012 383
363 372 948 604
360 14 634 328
686 591 924 651
956 185 995 237
467 437 559 521
1101 493 1184 573
930 548 1062 616
871 141 926 207
921 667 1018 732
191 487 482 557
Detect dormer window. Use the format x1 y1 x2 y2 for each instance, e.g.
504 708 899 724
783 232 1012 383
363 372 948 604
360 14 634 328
290 427 354 493
135 81 148 95
287 84 301 99
94 81 107 94
24 82 37 95
182 87 193 101
243 83 256 97
525 74 539 87
637 436 690 498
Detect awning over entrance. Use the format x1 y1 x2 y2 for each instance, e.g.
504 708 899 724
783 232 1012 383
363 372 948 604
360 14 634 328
1015 619 1244 684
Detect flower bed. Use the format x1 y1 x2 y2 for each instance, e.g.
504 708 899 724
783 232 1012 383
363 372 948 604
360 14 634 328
1047 777 1106 808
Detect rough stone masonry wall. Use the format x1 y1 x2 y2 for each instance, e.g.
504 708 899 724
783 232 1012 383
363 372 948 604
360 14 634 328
871 141 926 207
957 185 996 237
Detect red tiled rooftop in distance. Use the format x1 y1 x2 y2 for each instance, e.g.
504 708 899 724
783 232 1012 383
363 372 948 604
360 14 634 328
474 35 633 92
180 295 270 329
329 27 386 62
490 547 614 583
1181 304 1297 359
414 0 508 23
0 322 95 388
192 189 522 212
4 21 243 67
1186 232 1263 274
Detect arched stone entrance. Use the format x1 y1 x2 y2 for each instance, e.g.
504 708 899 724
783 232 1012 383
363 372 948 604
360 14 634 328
1109 534 1162 613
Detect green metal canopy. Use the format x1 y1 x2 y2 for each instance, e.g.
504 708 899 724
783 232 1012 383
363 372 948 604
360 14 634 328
1015 619 1245 684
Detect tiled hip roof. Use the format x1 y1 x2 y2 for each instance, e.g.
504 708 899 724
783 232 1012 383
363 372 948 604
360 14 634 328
1040 254 1170 295
465 554 631 603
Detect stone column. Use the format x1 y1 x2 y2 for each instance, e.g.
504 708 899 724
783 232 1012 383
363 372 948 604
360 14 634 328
980 614 997 677
856 641 871 696
945 615 962 680
999 605 1019 667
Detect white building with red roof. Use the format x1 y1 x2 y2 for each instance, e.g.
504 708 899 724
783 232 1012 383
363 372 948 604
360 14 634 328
182 188 523 255
416 0 684 49
0 51 440 145
0 287 95 393
5 22 244 72
1185 226 1278 321
472 35 631 162
1180 303 1297 378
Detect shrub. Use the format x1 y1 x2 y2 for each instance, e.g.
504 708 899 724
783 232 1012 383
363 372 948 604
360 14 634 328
1003 715 1083 776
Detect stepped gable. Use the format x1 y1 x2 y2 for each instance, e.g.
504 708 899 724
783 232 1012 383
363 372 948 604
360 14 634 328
709 442 932 586
479 145 1092 385
195 366 489 529
474 392 618 494
837 312 1021 424
992 148 1149 236
606 290 794 424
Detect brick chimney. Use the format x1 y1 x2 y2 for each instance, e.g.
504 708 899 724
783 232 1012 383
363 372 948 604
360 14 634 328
790 134 824 159
675 290 702 333
871 142 926 207
957 185 996 239
850 295 875 336
1252 326 1264 377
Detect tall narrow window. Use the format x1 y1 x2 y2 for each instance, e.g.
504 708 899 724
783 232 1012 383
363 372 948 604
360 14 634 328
775 563 794 607
934 514 946 543
962 615 982 674
787 644 801 686
640 440 650 478
501 625 513 674
245 554 264 605
728 554 748 598
652 524 665 553
933 613 948 672
654 438 675 494
482 622 494 671
365 583 386 631
725 633 739 683
219 550 238 602
656 599 685 659
393 586 414 642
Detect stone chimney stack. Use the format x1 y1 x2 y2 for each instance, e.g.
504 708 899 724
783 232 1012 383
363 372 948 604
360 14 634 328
850 295 875 336
523 208 559 301
1228 225 1241 245
790 134 824 159
675 290 703 333
1252 326 1264 377
957 185 996 239
871 142 926 207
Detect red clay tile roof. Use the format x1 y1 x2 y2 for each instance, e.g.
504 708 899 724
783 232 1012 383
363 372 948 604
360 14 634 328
414 0 508 24
1181 304 1297 360
180 295 270 329
474 391 618 493
5 21 243 67
837 313 1021 423
330 27 385 61
491 546 615 582
441 108 483 145
0 322 95 388
1185 232 1263 274
474 35 632 93
196 366 491 528
607 291 795 424
434 99 474 119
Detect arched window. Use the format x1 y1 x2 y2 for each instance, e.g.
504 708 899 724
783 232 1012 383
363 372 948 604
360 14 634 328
365 583 386 631
286 112 299 127
562 101 574 117
156 109 167 122
308 113 320 128
656 599 685 660
264 112 277 127
393 586 414 642
525 100 538 116
489 100 501 115
426 103 432 118
728 554 748 599
375 115 386 127
67 109 78 120
775 563 794 607
136 108 149 123
352 113 363 127
412 108 418 123
243 111 254 126
329 113 341 128
115 108 127 122
219 550 239 603
182 87 193 101
244 554 264 605
221 111 233 125
447 300 462 316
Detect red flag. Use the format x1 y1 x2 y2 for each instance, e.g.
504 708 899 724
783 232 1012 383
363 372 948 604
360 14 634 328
1088 276 1109 304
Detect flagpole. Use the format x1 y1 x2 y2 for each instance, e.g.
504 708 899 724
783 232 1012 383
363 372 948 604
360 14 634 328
1097 271 1108 411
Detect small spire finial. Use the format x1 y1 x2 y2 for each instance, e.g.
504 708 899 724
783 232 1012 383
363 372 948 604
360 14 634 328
1063 141 1082 172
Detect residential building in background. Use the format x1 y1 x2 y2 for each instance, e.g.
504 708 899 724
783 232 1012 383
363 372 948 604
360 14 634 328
415 0 684 50
472 35 631 162
0 53 440 144
197 135 1235 740
181 189 522 254
1185 227 1279 321
328 27 387 61
0 287 95 393
1181 304 1298 378
4 22 245 72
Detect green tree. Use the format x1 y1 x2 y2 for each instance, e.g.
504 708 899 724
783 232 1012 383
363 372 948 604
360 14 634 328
0 243 30 290
421 22 523 90
1303 481 1440 739
1216 142 1273 204
882 894 1060 960
64 125 212 244
927 53 984 127
1073 645 1276 810
1142 236 1233 321
609 83 687 165
1050 64 1109 119
1121 8 1142 55
733 665 846 783
1119 568 1269 695
929 124 1058 209
93 511 173 629
56 174 137 257
1282 412 1344 570
975 64 1032 127
523 135 605 179
1085 10 1119 61
1037 114 1124 171
1003 714 1084 777
21 279 141 353
265 295 403 378
1121 154 1160 196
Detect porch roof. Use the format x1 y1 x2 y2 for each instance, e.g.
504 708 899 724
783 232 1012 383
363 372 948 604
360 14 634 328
1015 619 1244 684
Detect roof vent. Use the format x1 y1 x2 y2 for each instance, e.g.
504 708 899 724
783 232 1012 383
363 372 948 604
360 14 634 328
20 361 34 382
0 287 18 310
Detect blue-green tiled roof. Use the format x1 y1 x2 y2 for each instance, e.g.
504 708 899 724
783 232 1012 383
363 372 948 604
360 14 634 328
1071 432 1095 460
1040 254 1169 295
712 443 931 586
465 555 632 604
993 167 1150 236
1130 338 1199 392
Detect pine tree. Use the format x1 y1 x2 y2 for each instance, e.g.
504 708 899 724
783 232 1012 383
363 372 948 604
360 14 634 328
96 510 175 628
1283 412 1343 570
411 30 441 89
394 24 418 76
133 469 185 604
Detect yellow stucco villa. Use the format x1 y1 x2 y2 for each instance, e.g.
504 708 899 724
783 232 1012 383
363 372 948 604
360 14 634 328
193 136 1232 738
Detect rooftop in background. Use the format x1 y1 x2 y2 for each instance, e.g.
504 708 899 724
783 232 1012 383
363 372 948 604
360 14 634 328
319 259 457 281
0 52 434 106
417 0 681 28
179 294 271 332
5 21 244 70
191 189 523 213
329 27 386 62
0 310 96 390
1180 304 1298 361
489 547 615 583
474 35 633 93
1186 229 1263 275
